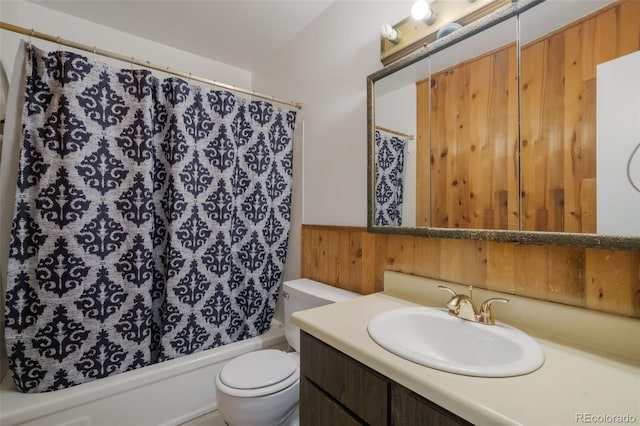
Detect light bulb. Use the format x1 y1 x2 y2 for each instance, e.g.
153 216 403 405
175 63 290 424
411 0 431 21
381 23 399 43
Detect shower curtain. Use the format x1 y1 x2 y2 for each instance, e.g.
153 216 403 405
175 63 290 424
374 128 407 226
3 44 297 393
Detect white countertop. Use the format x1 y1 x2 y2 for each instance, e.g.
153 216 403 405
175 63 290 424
293 276 640 426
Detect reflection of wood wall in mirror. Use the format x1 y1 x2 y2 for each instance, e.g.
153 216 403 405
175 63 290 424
520 0 640 233
416 80 430 227
416 44 518 230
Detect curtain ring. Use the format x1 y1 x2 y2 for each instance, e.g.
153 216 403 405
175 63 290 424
93 46 98 64
27 29 34 49
56 35 61 52
130 56 135 71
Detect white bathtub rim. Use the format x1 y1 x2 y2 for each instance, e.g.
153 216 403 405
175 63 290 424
0 321 285 425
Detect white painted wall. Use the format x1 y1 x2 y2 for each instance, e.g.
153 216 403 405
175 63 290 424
253 1 414 229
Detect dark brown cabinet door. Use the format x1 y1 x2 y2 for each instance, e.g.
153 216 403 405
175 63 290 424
300 377 364 426
300 332 388 426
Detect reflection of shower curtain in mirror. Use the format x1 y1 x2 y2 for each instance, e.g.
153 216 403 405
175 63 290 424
374 129 407 226
3 44 297 393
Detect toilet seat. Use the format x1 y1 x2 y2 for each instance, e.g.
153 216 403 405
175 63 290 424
216 350 299 398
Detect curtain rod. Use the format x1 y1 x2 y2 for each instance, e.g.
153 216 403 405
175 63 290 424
0 21 303 110
375 125 414 140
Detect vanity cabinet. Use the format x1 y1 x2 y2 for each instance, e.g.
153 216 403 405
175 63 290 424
300 331 472 426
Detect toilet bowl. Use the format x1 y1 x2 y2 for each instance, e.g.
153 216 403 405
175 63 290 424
215 350 300 426
214 278 358 426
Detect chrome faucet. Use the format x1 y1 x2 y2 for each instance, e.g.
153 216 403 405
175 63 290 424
438 285 509 325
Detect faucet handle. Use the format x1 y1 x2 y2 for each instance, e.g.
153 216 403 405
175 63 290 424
438 285 457 297
479 298 509 325
439 286 461 315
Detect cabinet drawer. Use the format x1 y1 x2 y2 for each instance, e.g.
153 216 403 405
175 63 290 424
301 332 389 426
300 377 364 426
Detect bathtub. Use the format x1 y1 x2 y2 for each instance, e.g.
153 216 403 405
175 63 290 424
0 321 286 426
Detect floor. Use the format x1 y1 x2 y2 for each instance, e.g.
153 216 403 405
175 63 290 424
180 411 227 426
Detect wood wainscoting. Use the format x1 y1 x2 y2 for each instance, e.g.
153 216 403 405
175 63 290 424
300 224 640 318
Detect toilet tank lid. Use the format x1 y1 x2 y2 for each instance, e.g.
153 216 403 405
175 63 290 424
283 278 360 303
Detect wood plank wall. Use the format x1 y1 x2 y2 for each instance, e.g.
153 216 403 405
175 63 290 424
301 225 640 318
415 80 431 227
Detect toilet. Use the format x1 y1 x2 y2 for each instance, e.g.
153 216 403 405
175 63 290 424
215 278 359 426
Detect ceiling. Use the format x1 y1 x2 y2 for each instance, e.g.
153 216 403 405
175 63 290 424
28 0 335 70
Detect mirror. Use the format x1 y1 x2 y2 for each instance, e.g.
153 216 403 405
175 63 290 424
368 0 640 249
519 0 640 236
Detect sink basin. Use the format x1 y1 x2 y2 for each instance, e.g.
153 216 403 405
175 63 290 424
367 307 544 377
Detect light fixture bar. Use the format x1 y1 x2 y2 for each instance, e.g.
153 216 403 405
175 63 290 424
380 0 510 65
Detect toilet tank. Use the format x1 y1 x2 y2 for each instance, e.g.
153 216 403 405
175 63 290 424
282 278 359 352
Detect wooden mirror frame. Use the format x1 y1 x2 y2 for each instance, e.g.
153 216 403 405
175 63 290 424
367 0 640 251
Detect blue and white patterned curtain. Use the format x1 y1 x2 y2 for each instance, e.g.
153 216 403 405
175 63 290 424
4 45 296 393
374 128 407 226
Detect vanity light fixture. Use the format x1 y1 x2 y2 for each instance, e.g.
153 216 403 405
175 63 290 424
379 0 510 65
